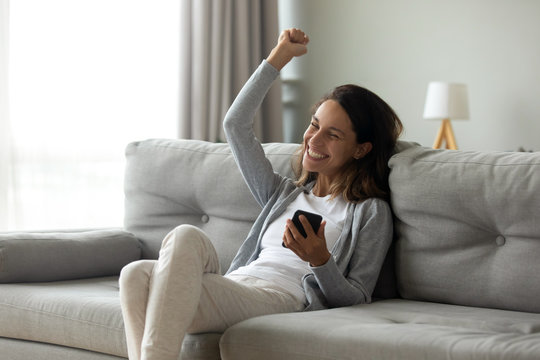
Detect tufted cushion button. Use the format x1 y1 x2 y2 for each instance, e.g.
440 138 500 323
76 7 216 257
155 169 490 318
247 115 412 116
495 235 506 246
201 214 209 223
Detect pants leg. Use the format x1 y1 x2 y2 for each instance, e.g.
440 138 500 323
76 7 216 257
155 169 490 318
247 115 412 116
187 274 305 334
120 224 304 360
119 260 155 360
142 224 221 360
120 224 221 360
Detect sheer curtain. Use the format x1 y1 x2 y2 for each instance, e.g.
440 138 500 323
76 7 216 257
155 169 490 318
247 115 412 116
179 0 282 142
2 0 282 231
0 0 12 230
3 0 180 231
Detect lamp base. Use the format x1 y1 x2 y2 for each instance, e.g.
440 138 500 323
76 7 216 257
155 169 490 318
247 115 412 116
433 118 457 150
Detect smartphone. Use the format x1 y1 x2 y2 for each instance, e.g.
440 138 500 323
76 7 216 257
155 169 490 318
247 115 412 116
282 210 323 247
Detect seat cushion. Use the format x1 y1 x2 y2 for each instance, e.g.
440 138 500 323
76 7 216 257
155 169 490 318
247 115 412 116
220 299 540 360
0 337 125 360
389 146 540 313
0 277 127 357
0 277 221 359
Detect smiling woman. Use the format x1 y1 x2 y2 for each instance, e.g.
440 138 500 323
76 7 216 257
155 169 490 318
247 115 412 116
118 28 403 360
4 0 179 231
294 84 402 203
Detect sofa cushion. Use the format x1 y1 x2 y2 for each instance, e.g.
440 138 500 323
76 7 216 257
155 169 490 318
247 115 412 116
0 337 125 360
0 229 141 283
123 139 299 269
220 299 540 359
0 277 126 357
389 146 540 312
0 276 221 359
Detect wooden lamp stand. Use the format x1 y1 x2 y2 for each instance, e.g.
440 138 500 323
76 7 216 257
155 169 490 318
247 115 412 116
433 118 457 150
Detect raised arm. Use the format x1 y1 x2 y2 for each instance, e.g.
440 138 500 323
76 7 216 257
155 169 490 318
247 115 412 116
223 29 309 206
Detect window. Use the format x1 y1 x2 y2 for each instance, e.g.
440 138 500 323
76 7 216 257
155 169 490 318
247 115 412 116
4 0 180 230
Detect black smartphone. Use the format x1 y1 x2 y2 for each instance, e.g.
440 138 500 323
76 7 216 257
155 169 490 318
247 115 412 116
293 210 323 237
283 210 323 247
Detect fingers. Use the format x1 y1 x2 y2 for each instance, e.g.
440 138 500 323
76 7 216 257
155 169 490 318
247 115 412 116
286 215 321 240
286 28 309 45
317 220 327 238
283 223 308 262
283 219 301 246
268 28 309 70
282 218 330 266
282 216 316 250
298 215 314 236
279 28 309 46
282 217 306 254
282 226 292 247
298 216 327 241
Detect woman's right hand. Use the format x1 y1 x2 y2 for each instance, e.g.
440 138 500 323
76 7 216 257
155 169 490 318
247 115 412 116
267 28 309 71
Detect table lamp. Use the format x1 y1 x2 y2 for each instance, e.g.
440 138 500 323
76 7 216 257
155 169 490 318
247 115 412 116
423 82 469 150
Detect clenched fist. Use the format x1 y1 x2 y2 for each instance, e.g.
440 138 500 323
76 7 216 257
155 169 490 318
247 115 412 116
267 28 310 71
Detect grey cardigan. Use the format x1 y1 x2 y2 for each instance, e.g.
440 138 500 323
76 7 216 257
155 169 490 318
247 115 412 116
223 60 393 311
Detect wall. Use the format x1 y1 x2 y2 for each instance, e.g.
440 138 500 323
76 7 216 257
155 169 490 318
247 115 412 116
278 0 540 151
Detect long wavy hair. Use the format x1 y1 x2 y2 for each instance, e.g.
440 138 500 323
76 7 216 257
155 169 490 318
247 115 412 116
294 84 403 203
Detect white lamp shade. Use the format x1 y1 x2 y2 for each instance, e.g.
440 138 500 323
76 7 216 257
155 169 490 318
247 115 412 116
423 82 469 120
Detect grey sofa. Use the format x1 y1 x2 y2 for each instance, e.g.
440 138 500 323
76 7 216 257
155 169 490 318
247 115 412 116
1 138 539 360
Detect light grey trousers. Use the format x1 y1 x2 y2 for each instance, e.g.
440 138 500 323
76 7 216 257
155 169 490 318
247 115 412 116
119 224 304 360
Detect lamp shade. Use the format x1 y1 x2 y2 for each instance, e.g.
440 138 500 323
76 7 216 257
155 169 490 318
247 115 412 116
423 82 469 120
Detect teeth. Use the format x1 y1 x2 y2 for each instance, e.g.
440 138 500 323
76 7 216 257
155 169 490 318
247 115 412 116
308 148 326 159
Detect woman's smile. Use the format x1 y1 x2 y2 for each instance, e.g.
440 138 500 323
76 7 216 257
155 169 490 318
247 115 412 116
306 146 328 160
301 100 361 183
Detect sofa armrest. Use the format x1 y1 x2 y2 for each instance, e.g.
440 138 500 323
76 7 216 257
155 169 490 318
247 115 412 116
0 228 142 283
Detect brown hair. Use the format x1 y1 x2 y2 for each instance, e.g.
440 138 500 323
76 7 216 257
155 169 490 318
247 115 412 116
294 84 403 202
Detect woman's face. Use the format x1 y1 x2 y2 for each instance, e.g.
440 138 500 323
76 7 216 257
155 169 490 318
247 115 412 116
302 100 365 182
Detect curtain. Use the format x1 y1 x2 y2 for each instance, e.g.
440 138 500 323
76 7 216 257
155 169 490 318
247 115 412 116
3 1 180 231
0 0 12 229
178 0 282 142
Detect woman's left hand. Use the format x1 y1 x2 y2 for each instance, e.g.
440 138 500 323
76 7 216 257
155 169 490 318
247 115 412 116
283 216 331 267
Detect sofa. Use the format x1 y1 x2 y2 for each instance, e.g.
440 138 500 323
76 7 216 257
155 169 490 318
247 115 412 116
1 138 539 360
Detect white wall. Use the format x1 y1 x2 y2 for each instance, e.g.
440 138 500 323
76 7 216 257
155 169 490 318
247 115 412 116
278 0 540 151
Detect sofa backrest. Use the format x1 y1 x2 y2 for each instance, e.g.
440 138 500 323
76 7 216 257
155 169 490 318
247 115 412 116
124 139 299 271
389 146 540 313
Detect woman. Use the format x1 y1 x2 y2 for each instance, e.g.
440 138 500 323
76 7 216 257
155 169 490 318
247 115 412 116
119 28 403 360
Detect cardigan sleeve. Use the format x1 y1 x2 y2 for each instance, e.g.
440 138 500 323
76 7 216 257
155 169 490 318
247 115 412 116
308 198 393 308
223 60 284 207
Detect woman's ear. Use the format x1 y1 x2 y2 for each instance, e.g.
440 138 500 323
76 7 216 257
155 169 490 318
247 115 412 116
354 142 373 159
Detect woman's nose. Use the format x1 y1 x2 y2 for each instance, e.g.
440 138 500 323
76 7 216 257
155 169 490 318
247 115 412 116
309 131 324 146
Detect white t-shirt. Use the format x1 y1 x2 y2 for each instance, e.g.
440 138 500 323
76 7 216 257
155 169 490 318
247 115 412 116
227 190 349 303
